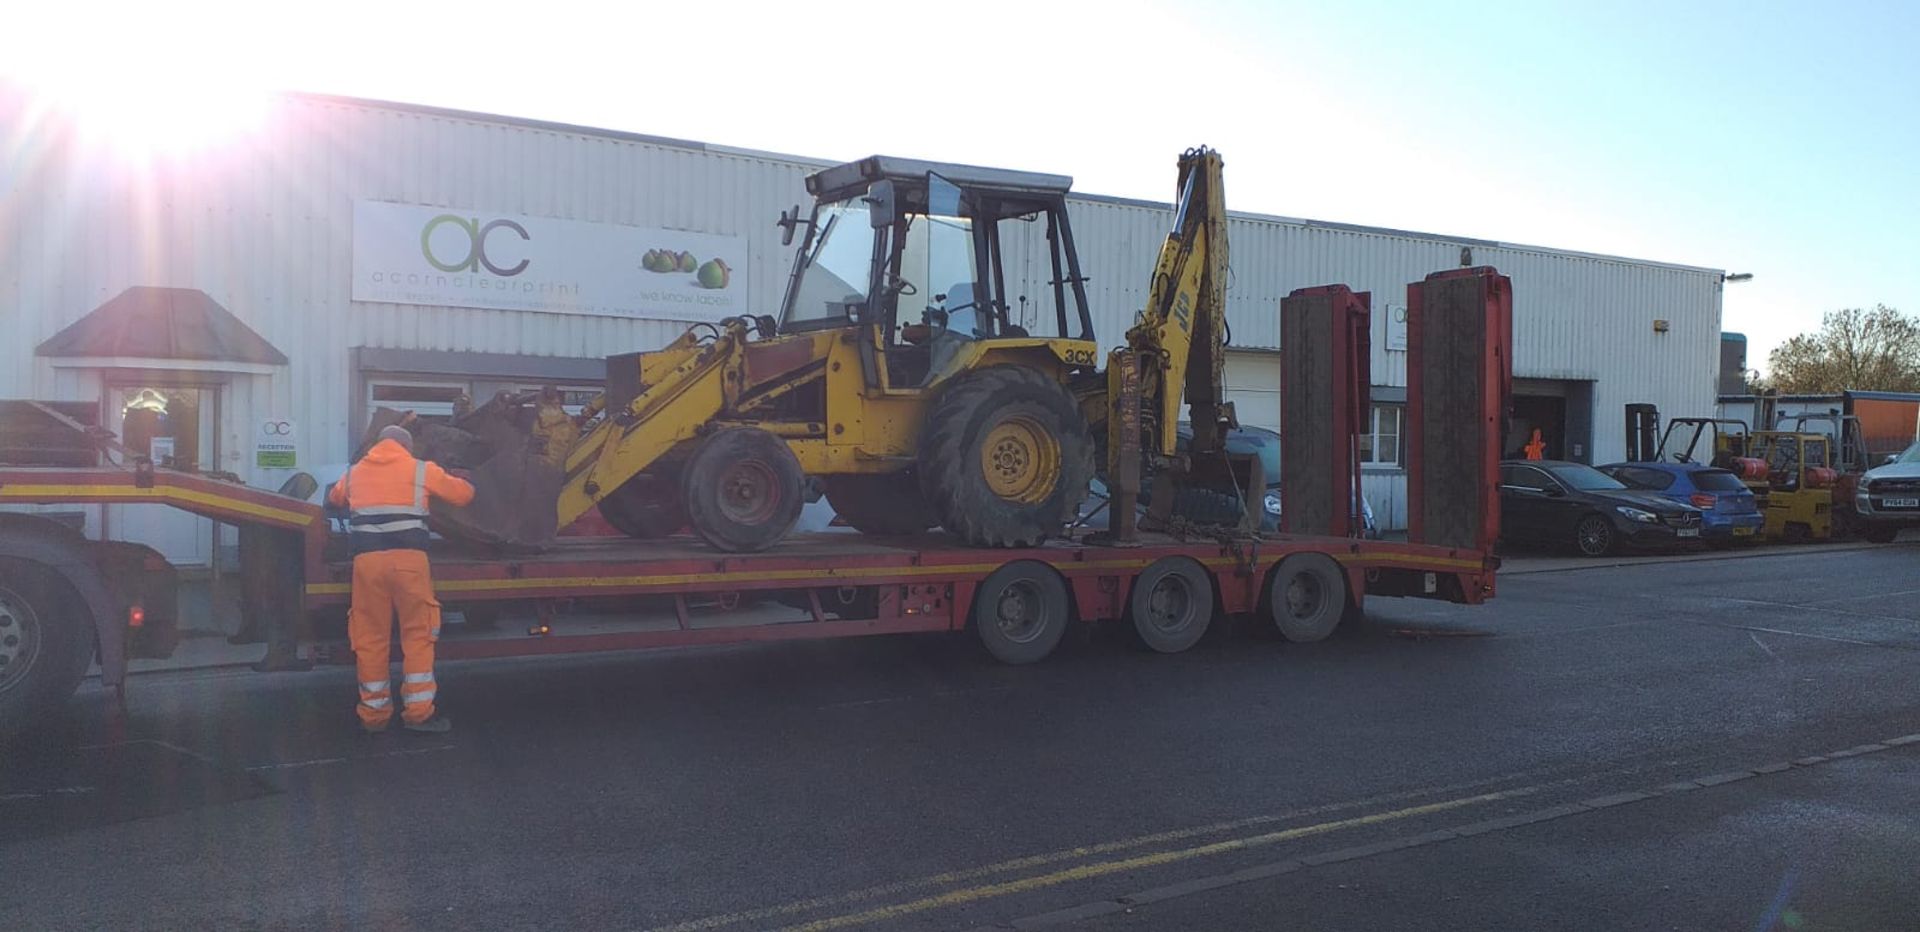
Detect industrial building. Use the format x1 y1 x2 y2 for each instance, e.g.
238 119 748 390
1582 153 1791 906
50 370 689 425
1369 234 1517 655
1 89 1730 562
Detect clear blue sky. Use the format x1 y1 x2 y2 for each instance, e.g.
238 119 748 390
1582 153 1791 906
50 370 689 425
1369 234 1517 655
6 0 1915 371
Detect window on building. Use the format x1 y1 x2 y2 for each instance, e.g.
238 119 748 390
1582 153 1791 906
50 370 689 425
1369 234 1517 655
1358 404 1403 467
368 380 470 427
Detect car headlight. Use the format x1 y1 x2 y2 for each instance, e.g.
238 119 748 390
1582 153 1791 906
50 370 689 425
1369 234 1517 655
1263 492 1282 516
1615 506 1659 524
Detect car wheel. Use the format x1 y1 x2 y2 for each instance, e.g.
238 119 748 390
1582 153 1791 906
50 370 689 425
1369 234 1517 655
1574 514 1615 557
1864 527 1899 544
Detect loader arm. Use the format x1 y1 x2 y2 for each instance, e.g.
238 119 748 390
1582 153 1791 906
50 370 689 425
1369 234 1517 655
1107 146 1231 477
555 322 745 528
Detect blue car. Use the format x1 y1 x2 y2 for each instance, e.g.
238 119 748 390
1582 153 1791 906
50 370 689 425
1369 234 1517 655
1598 462 1764 543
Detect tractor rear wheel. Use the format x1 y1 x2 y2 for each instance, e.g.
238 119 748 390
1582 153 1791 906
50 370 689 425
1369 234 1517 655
600 472 688 539
682 428 805 552
919 366 1095 548
824 474 935 536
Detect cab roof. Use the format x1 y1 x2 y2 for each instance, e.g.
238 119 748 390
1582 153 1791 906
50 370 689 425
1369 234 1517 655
806 155 1074 202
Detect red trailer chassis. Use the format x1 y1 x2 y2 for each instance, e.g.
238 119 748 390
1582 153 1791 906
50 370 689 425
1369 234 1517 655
0 267 1512 733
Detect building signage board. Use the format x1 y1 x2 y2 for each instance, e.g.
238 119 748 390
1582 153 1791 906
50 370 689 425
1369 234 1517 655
256 417 297 469
351 201 747 322
1386 304 1408 351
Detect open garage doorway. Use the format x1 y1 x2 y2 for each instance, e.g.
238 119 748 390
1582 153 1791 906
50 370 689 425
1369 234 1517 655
1508 378 1594 463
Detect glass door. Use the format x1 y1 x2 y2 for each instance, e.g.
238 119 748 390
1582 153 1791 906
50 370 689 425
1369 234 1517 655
107 384 219 565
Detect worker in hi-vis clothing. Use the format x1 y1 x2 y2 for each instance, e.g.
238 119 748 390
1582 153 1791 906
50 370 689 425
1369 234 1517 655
328 425 474 734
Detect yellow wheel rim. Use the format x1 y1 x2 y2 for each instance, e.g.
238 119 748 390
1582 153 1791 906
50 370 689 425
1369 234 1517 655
979 415 1060 505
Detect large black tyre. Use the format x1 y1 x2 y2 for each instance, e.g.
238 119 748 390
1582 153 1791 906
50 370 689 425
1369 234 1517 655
600 472 688 539
0 558 95 737
1864 526 1901 544
1573 513 1615 557
1268 553 1349 643
682 428 805 552
973 560 1071 664
824 474 936 536
919 366 1096 548
1129 556 1214 653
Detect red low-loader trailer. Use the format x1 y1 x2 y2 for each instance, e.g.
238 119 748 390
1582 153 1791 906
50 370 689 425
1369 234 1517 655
0 268 1511 735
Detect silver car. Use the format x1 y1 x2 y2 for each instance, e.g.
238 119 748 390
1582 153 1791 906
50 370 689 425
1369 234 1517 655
1852 441 1920 542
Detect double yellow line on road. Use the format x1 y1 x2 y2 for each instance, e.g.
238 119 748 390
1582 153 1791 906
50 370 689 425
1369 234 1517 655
653 784 1535 932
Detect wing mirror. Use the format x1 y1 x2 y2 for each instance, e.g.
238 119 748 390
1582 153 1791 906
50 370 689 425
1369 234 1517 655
1542 485 1566 498
1885 454 1899 466
864 180 896 229
776 204 806 247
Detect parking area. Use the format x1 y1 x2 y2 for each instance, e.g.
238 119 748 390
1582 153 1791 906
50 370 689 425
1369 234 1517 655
4 541 1919 930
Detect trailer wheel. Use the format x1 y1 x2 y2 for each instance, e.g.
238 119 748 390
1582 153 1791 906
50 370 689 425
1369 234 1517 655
824 474 935 536
973 560 1070 664
601 472 688 539
1129 557 1214 653
1268 554 1348 643
0 558 94 736
920 366 1095 548
683 428 805 552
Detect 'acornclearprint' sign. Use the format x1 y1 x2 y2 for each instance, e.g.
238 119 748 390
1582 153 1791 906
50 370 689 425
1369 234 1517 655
351 201 746 321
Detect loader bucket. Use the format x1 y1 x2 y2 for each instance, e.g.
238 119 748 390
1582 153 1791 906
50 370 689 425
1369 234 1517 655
360 401 563 552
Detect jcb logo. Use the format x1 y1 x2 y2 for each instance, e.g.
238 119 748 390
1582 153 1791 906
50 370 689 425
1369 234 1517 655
421 215 532 276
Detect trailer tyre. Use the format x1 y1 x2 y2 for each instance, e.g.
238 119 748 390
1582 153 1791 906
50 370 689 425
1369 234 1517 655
920 366 1095 548
0 558 94 736
683 428 805 552
1129 556 1214 653
601 472 689 539
1268 553 1348 643
824 474 936 536
973 560 1070 664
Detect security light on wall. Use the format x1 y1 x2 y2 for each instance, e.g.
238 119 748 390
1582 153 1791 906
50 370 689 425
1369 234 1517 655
1653 319 1671 333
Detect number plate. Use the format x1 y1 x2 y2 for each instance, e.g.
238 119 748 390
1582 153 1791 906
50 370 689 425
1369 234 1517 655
1677 528 1700 538
1883 498 1920 509
1732 526 1755 536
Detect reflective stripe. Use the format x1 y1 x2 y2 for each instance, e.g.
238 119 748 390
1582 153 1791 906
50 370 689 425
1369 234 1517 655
403 690 437 704
351 518 429 534
415 461 428 511
360 680 389 693
361 697 392 710
351 506 429 519
403 672 435 684
430 627 441 639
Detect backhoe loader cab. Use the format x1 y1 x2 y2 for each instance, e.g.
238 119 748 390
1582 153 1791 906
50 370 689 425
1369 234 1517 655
779 156 1098 387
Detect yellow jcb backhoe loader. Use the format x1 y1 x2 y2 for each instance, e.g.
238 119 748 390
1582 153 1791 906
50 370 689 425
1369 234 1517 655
421 149 1237 553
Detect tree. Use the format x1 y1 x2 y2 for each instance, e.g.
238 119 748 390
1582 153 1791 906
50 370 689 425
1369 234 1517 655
1766 305 1920 393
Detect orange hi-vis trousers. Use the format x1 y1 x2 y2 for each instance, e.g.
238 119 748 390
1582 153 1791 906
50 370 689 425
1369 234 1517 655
349 549 442 728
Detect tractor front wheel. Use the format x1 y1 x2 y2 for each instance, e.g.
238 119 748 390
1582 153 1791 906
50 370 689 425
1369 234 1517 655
682 428 805 552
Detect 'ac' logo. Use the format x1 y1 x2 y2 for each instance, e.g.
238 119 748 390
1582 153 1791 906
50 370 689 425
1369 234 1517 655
421 215 532 276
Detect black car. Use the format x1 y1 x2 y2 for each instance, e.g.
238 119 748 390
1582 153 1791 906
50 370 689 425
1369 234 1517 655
1499 460 1703 556
1081 423 1381 537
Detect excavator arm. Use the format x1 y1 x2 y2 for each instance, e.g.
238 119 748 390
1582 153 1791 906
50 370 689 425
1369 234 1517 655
1108 147 1231 470
1103 148 1232 511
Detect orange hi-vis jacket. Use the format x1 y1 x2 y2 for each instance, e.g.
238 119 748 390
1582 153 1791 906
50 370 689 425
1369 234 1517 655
327 439 475 553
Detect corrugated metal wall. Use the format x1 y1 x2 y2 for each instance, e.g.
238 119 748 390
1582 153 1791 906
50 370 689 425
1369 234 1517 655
2 90 1721 551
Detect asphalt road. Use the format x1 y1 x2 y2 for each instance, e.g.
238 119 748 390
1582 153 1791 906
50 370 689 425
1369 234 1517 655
4 544 1920 931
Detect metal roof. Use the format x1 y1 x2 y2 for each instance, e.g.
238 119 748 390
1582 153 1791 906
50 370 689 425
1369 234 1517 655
288 91 1724 277
37 286 288 365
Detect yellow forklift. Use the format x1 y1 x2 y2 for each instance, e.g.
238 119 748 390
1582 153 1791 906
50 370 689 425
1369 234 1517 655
1746 430 1838 542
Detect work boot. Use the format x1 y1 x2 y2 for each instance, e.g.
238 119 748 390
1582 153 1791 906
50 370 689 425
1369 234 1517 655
403 714 453 734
